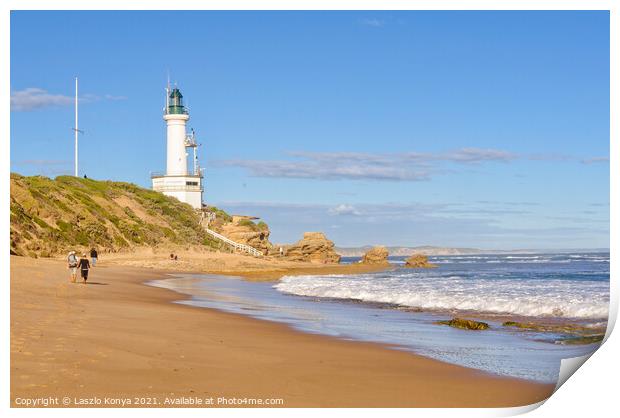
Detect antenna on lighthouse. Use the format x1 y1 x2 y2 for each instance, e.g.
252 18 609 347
165 71 171 112
72 77 84 177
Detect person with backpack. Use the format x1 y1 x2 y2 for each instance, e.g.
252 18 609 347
90 247 98 267
77 253 91 284
67 251 78 283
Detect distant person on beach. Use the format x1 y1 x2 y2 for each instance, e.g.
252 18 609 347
90 248 98 266
77 253 91 284
279 247 284 257
170 253 174 260
67 251 78 283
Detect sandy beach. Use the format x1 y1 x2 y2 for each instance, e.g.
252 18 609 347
10 254 555 408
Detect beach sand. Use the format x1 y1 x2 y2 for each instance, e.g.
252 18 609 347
10 254 555 407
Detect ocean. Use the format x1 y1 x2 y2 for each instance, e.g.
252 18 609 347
149 252 609 383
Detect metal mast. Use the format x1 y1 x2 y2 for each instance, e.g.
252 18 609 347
74 77 78 176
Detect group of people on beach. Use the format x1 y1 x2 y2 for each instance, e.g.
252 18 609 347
67 248 98 283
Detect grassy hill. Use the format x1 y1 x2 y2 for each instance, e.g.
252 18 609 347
10 173 228 257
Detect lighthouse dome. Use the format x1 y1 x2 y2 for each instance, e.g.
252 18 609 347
167 88 187 115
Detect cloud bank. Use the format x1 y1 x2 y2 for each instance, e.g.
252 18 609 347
218 147 607 182
11 87 127 112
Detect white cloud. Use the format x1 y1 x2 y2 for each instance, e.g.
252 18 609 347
441 147 517 163
219 148 607 182
328 204 362 216
218 148 518 182
10 88 73 111
11 87 127 111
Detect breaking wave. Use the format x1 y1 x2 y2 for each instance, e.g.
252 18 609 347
274 272 609 319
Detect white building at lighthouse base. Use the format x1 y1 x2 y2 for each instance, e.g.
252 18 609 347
151 174 203 210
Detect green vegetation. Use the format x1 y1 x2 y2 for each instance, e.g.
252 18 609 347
237 219 256 228
208 206 232 223
10 173 229 257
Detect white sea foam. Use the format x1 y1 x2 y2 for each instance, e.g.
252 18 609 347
274 273 609 319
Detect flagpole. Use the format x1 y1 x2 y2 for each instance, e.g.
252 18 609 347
74 77 78 177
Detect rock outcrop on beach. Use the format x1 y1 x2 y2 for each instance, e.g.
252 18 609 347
404 254 437 269
502 321 605 344
437 318 489 331
213 215 272 255
10 173 229 257
360 246 389 264
284 232 341 264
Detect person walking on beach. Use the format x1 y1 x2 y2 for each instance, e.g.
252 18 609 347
77 253 91 284
90 247 98 267
67 251 78 283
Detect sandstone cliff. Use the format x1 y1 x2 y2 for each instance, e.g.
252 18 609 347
212 215 272 255
360 246 389 264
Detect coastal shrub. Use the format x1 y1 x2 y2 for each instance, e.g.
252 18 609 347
209 206 232 223
57 220 72 233
32 216 51 230
238 219 256 228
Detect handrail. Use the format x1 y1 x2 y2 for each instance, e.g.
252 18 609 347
199 212 263 257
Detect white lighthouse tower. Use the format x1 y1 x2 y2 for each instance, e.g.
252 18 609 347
151 85 204 209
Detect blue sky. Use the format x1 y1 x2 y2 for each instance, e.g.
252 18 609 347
10 11 609 249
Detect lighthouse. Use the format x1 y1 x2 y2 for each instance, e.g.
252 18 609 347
151 85 204 209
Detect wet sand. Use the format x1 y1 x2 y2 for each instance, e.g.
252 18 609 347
10 255 554 407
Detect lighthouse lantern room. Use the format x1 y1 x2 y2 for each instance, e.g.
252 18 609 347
151 85 204 209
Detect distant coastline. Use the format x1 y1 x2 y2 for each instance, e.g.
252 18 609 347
335 246 610 257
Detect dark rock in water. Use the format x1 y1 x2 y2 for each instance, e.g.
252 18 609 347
502 321 602 335
436 317 489 330
556 334 604 345
404 254 437 269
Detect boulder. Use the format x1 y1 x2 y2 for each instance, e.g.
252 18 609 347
284 232 341 264
404 254 437 268
360 246 389 264
437 318 489 330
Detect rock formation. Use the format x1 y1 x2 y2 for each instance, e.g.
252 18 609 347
437 318 489 330
284 232 341 264
216 216 272 255
360 246 389 264
404 254 437 268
